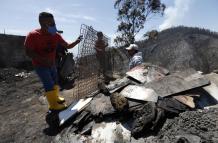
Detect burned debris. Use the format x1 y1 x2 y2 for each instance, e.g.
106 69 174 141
42 25 218 143
51 62 218 142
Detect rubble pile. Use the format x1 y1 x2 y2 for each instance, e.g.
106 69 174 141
52 63 218 143
0 64 218 143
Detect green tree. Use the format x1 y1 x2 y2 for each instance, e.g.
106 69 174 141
114 0 165 46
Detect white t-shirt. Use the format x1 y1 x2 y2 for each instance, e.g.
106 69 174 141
129 52 143 69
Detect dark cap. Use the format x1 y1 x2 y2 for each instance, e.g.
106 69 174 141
39 12 54 22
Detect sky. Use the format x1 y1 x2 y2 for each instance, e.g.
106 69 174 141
1 0 218 54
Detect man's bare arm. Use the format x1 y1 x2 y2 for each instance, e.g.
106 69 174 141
65 40 80 49
64 35 82 49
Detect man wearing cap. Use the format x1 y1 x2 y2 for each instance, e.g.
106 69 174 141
126 44 143 70
24 12 82 111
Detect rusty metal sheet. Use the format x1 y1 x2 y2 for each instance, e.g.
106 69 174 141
144 70 210 97
173 95 195 108
126 65 147 83
126 64 168 83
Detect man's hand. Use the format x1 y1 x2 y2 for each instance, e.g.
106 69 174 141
66 35 83 49
76 35 83 42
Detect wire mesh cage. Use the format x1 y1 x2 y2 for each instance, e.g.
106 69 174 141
73 24 110 99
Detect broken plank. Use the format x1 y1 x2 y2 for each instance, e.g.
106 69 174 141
144 70 210 97
58 97 92 126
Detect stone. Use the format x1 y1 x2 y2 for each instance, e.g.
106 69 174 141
110 92 129 112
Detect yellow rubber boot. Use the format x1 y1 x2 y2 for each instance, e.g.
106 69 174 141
45 90 67 110
54 85 65 104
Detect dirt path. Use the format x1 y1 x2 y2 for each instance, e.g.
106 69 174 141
0 69 53 143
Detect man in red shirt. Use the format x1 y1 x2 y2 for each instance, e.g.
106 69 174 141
24 12 82 110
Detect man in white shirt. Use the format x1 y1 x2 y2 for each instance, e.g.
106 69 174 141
126 44 143 70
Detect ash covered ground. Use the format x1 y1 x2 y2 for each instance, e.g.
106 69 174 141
0 68 218 143
0 68 52 143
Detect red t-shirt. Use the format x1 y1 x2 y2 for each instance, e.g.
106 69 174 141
24 29 67 67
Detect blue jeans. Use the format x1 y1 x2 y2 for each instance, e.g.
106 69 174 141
35 66 58 92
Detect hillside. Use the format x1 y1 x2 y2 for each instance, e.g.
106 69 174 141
137 26 218 73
